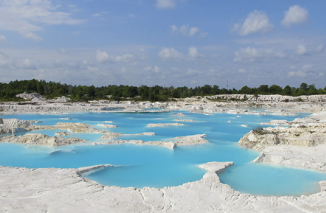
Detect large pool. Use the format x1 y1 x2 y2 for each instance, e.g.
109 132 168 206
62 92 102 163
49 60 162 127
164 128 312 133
0 110 325 196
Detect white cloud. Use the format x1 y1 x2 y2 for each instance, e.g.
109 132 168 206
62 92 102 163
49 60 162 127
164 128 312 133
170 25 207 37
234 47 285 63
231 23 240 33
158 47 203 61
153 66 160 73
239 69 246 73
0 51 12 67
20 58 36 69
0 34 6 43
96 50 134 63
96 50 110 63
171 25 178 33
144 66 152 71
187 69 201 75
24 32 43 42
188 46 203 58
288 70 306 78
235 11 273 35
0 0 86 41
144 66 160 73
316 44 325 53
199 32 208 38
189 27 199 36
281 5 308 27
296 44 307 55
23 59 31 66
294 43 325 56
156 0 178 9
121 67 127 73
115 54 133 62
288 64 312 78
158 47 184 60
88 67 99 72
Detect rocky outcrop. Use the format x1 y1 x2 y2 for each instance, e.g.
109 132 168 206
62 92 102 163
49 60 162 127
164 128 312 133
15 92 45 101
51 122 108 134
96 134 208 149
3 119 32 128
55 131 70 136
174 119 195 122
100 132 155 140
209 94 326 103
55 96 71 102
94 139 176 149
97 124 117 128
198 161 234 174
172 134 208 146
240 111 326 171
172 113 186 117
100 132 122 139
252 144 326 172
0 118 33 135
0 133 85 146
238 125 325 151
147 123 185 127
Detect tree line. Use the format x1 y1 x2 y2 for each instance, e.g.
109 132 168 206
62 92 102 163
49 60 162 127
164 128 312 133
0 79 325 102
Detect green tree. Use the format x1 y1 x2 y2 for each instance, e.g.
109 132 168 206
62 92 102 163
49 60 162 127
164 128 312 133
258 85 269 94
240 86 250 94
269 84 282 94
308 84 318 95
300 83 308 91
282 85 292 95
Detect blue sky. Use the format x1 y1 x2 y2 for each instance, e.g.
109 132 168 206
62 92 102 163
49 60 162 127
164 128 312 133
0 0 325 89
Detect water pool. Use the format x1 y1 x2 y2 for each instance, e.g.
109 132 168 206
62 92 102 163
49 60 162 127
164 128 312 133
0 111 325 196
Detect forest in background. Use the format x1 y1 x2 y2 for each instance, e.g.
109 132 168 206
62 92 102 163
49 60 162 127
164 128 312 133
0 79 326 102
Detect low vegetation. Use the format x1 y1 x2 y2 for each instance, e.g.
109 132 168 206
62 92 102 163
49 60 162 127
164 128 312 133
0 79 325 102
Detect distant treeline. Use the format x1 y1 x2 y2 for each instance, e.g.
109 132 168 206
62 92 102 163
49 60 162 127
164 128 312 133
0 79 325 102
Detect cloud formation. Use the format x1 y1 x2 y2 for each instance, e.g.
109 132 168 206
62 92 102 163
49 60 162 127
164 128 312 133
281 5 309 27
288 65 312 78
233 11 273 35
158 47 184 60
156 0 187 9
145 66 160 73
155 0 176 9
96 50 110 63
188 47 203 58
234 47 285 63
96 50 134 63
158 47 203 60
0 34 6 43
171 25 207 37
0 0 86 41
296 44 307 55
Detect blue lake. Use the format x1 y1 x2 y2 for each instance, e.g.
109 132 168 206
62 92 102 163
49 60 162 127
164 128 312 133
0 110 325 196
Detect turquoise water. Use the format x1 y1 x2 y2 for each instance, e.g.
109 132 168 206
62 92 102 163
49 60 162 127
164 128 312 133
0 111 325 196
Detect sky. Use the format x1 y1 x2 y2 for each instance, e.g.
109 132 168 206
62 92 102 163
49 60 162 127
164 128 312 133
0 0 325 89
